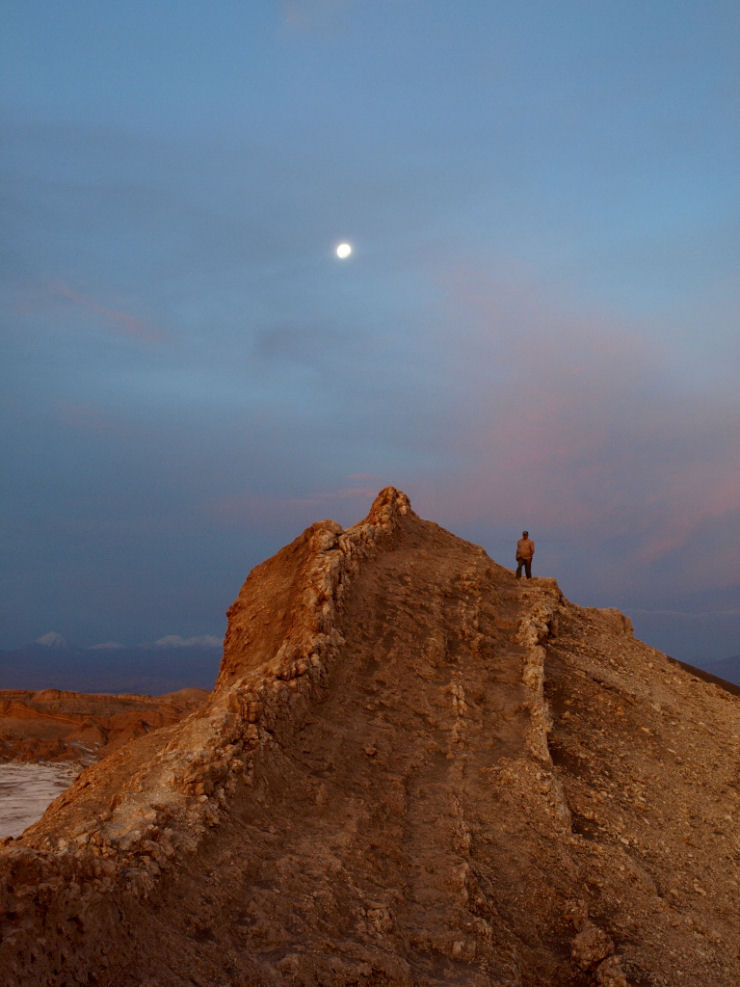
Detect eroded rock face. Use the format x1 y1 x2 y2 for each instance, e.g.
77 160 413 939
1 488 738 986
0 689 208 764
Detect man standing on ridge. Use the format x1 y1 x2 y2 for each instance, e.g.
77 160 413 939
515 530 535 580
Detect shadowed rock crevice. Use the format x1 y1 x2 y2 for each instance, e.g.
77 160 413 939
1 489 738 986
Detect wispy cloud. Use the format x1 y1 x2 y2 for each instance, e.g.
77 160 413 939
294 485 383 505
210 478 388 531
404 261 740 597
50 280 169 344
281 0 351 32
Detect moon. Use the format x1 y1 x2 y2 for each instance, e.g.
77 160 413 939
335 242 352 259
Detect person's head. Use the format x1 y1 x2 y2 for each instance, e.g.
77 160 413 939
522 531 528 537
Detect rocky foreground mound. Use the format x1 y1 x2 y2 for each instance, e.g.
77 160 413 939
1 489 738 986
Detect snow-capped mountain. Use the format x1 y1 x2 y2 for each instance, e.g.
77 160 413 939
0 635 222 694
33 631 70 649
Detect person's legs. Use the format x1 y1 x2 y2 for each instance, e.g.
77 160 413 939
516 558 523 579
525 558 532 579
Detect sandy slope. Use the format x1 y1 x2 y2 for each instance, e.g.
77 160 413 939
0 489 737 986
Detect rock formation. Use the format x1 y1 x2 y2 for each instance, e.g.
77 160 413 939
0 689 208 764
0 489 738 986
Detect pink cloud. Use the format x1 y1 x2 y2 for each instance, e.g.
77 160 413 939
635 466 740 568
50 280 169 344
410 260 740 587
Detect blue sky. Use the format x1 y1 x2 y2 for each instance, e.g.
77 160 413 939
2 1 738 662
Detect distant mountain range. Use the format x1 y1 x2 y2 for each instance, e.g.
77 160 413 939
0 638 738 695
0 637 222 695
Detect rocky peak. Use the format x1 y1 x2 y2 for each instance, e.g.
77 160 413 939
1 490 737 986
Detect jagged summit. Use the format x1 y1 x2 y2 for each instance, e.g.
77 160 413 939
1 489 738 986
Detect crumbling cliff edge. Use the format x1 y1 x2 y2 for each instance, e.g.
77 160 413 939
1 489 738 985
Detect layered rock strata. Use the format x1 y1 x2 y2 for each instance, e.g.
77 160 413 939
0 689 208 764
0 488 738 986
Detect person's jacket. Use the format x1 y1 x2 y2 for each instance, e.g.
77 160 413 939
516 537 535 560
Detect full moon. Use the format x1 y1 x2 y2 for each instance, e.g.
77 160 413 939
335 242 352 259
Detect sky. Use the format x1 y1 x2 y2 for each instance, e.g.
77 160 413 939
2 1 738 664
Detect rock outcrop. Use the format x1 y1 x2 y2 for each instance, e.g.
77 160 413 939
0 689 208 764
1 488 738 986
